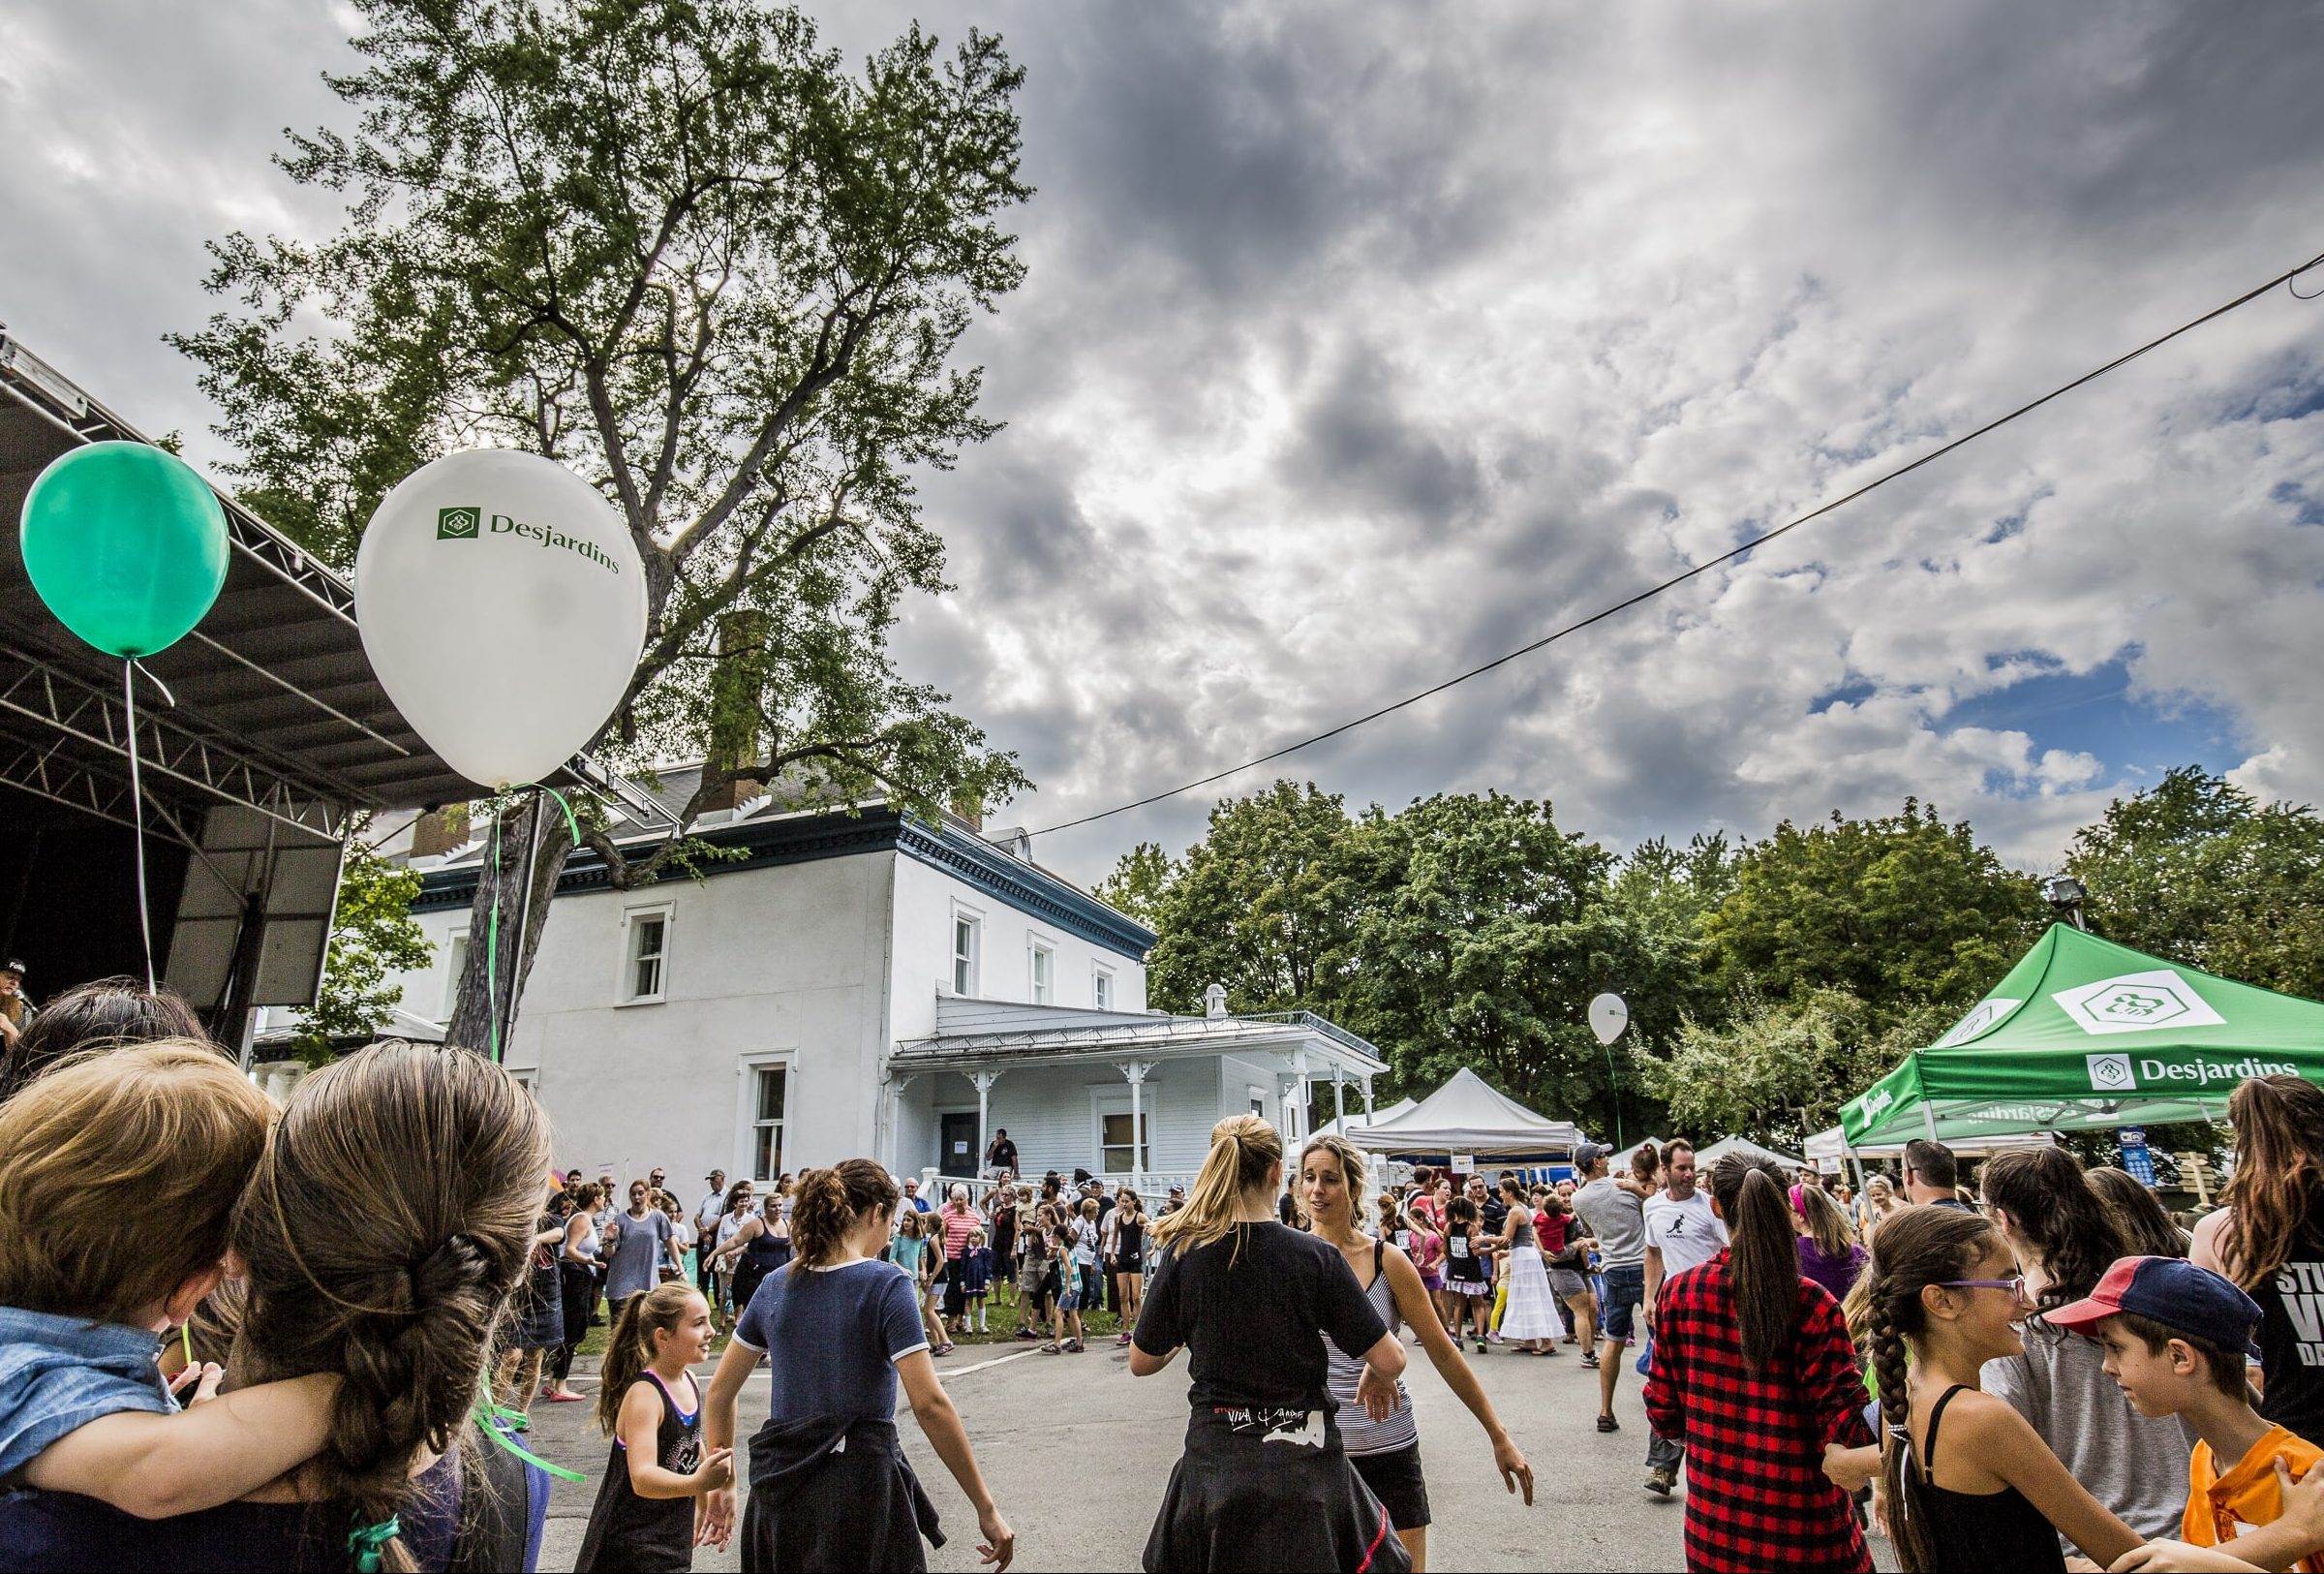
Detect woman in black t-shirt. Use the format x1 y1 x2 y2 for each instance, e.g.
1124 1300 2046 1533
1130 1115 1412 1573
2195 1073 2324 1443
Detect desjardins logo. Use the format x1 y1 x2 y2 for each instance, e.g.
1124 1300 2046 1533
434 505 620 575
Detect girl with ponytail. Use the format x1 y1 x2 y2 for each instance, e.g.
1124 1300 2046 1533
698 1160 1014 1571
1133 1117 1414 1573
1865 1204 2141 1573
0 1039 559 1571
574 1282 731 1571
1642 1154 1876 1572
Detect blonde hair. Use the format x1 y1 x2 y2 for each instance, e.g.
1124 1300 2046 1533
596 1282 704 1435
0 1039 274 1322
1299 1134 1372 1229
1153 1115 1283 1254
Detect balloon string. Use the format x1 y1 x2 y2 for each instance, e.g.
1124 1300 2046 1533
123 660 157 991
486 806 503 1065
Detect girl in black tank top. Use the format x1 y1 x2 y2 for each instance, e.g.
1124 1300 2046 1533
577 1284 734 1572
1867 1206 2142 1573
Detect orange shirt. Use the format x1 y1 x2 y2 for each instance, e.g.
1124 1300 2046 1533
2183 1424 2324 1574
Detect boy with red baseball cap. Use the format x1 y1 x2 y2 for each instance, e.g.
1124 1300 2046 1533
2050 1255 2324 1571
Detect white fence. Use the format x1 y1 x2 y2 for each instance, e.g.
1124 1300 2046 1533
923 1169 1201 1208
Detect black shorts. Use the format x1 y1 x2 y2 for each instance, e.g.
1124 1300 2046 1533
1351 1441 1430 1530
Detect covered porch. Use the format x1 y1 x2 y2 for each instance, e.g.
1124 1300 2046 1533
885 1003 1390 1203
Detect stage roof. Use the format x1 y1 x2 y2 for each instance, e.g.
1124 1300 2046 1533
1 328 479 845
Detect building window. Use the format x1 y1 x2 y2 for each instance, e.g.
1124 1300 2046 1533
442 929 470 1020
1249 1085 1268 1119
952 914 980 997
1101 1110 1149 1174
751 1066 787 1183
1093 965 1114 1011
1030 941 1055 1005
621 906 672 1004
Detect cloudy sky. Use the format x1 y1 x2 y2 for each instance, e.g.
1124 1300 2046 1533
8 2 2323 887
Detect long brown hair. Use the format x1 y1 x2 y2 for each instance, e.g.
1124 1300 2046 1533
230 1042 547 1574
1710 1154 1801 1373
2222 1074 2324 1287
595 1281 703 1435
1154 1115 1281 1254
1794 1181 1857 1262
1981 1147 2122 1311
1865 1204 2003 1574
2087 1165 2186 1259
789 1159 898 1273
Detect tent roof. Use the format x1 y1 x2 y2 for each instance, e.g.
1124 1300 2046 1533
1344 1067 1583 1155
1696 1135 1803 1169
1843 923 2324 1146
1316 1097 1416 1139
1608 1135 1669 1175
1805 1126 2055 1163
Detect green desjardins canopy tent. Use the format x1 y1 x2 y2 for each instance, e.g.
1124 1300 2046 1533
1840 923 2324 1147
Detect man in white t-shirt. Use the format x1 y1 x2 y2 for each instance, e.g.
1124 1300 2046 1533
1640 1139 1728 1499
694 1170 728 1300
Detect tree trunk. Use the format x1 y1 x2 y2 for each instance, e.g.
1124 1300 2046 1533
443 794 578 1059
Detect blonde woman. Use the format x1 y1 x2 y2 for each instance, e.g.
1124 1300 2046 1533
1301 1135 1534 1571
1131 1116 1412 1571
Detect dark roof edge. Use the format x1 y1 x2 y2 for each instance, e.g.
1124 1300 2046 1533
413 807 1156 959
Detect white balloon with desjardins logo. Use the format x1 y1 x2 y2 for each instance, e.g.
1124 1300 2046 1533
355 448 647 790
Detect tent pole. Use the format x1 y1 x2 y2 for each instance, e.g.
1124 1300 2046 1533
1921 1100 1940 1142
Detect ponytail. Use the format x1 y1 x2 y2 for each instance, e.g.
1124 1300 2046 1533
1154 1116 1282 1255
789 1159 899 1274
1710 1155 1801 1373
1863 1203 2001 1574
594 1281 700 1435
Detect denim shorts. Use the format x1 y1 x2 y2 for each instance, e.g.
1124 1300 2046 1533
1600 1262 1645 1343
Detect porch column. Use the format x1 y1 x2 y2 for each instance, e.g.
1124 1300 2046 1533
882 1071 917 1172
1118 1058 1151 1188
1333 1067 1346 1126
970 1070 1003 1175
1362 1077 1375 1121
1290 1048 1311 1147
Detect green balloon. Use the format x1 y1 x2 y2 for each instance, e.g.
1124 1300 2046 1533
20 442 229 658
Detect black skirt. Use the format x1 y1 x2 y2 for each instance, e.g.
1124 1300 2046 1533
1144 1407 1411 1573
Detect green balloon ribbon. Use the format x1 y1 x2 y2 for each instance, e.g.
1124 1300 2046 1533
346 1513 401 1573
475 1399 585 1482
485 785 583 1065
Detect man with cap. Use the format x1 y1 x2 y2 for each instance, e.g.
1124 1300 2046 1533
694 1169 728 1303
1572 1139 1650 1432
0 958 31 1049
1158 1184 1185 1219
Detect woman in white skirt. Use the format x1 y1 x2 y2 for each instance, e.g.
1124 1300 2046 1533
1486 1175 1562 1354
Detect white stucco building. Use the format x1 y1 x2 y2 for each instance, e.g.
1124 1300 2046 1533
381 783 1388 1191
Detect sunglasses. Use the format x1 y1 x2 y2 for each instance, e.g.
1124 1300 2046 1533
1941 1277 2030 1300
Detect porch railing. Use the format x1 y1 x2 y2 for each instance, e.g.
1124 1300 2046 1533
922 1169 1202 1209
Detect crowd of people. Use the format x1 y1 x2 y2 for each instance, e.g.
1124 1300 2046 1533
11 974 2324 1572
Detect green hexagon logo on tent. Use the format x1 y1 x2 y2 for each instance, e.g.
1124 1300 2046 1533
2054 970 2226 1036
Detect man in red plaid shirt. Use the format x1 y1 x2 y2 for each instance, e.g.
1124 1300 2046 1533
1643 1159 1877 1573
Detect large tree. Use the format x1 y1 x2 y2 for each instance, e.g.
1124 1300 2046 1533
2066 767 2324 1001
173 0 1032 1048
1702 799 2046 1034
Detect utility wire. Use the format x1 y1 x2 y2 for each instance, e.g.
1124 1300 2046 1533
1029 248 2324 842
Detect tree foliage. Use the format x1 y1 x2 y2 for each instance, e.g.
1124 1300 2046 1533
171 0 1035 1047
291 816 433 1065
2067 767 2324 1001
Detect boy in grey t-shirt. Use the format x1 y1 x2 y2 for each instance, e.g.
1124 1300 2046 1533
1570 1141 1648 1432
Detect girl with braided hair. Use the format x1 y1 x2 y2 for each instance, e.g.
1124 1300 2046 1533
0 1038 557 1570
1865 1203 2142 1573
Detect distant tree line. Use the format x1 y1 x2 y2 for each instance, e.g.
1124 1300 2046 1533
1094 767 2324 1150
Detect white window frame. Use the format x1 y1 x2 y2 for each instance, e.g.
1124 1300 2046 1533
733 1050 796 1186
1248 1083 1269 1120
1029 938 1055 1005
442 927 471 1021
1089 1087 1153 1176
1092 963 1115 1011
619 902 675 1005
950 904 983 998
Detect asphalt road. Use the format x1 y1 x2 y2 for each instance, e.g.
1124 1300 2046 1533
528 1333 1897 1571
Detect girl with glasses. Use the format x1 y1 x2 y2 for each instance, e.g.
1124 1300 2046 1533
1865 1206 2143 1572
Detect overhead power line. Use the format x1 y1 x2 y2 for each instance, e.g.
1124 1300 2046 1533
1028 247 2324 842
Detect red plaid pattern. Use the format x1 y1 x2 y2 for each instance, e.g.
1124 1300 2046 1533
1642 1250 1876 1574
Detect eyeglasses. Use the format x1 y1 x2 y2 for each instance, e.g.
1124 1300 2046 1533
1941 1277 2030 1299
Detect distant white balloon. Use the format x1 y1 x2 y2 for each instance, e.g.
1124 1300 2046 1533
356 449 646 789
1589 993 1630 1047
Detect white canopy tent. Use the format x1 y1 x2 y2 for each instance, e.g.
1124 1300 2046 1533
1696 1135 1804 1170
1315 1097 1416 1141
1343 1067 1583 1156
1804 1125 2056 1173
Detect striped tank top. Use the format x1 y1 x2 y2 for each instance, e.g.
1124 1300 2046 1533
1325 1240 1419 1458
